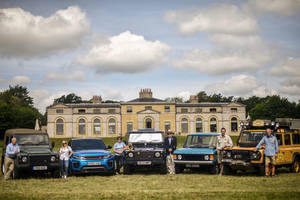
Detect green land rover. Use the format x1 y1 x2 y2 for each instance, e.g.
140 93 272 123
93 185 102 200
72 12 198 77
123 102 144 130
1 129 60 179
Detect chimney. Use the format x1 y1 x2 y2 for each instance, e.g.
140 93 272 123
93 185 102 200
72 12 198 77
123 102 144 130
92 95 102 104
189 95 198 103
139 88 153 98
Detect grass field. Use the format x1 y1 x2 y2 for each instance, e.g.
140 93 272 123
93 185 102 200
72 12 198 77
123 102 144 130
1 136 300 200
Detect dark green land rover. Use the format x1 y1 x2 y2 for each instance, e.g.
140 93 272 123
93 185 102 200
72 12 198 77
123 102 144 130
1 129 60 178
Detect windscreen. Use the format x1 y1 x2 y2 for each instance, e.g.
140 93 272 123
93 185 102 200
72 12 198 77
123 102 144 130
128 133 163 143
71 139 106 151
14 134 49 145
240 131 266 143
184 135 217 148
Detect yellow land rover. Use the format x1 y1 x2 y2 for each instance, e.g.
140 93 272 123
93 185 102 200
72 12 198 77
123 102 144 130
222 118 300 175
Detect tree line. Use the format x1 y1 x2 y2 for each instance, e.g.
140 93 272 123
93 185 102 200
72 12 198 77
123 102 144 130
0 86 299 138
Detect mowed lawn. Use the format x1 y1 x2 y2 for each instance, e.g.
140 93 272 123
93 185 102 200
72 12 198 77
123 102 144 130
1 136 300 200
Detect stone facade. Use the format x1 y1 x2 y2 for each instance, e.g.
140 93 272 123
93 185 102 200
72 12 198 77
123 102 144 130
47 89 246 138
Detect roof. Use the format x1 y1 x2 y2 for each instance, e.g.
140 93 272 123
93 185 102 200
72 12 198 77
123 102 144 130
129 129 164 134
5 128 47 135
177 102 229 107
50 103 121 108
127 97 165 103
71 137 104 141
188 133 220 136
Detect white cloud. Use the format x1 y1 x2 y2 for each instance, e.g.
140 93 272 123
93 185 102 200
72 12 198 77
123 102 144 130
45 70 87 82
165 4 258 35
173 48 274 75
11 75 31 85
177 91 191 101
0 6 90 57
247 0 300 16
209 34 264 49
269 57 300 77
206 75 277 97
76 31 171 74
103 89 123 100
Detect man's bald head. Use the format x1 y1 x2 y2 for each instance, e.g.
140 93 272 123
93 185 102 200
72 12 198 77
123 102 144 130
11 137 17 145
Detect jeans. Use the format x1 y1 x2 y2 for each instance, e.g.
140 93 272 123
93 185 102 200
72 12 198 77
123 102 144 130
60 159 69 177
115 155 123 173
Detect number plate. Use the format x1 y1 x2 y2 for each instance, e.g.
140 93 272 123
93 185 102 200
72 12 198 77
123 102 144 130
33 166 47 170
137 161 151 165
186 164 200 168
88 162 101 166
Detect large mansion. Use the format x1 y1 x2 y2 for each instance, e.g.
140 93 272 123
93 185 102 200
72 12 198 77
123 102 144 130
47 89 246 138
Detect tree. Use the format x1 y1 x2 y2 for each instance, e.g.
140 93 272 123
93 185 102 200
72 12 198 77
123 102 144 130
0 85 33 107
53 93 83 104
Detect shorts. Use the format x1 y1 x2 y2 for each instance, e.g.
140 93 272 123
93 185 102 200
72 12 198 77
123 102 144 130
265 156 276 165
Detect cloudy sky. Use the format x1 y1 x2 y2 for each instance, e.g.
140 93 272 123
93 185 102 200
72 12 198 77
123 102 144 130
0 0 299 113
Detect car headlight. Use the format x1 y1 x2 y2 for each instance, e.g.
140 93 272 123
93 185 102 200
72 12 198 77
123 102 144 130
103 154 112 159
128 152 134 158
154 152 161 158
22 156 28 163
226 152 231 158
204 155 209 161
177 154 182 160
251 151 260 160
50 155 56 162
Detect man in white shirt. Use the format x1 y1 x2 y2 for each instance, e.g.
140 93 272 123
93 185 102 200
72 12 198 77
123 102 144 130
217 128 233 175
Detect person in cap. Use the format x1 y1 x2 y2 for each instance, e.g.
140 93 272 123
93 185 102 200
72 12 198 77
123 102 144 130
59 140 72 178
4 137 20 180
164 129 177 174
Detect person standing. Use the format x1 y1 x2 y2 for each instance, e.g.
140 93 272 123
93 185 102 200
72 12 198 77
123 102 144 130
4 137 20 180
59 140 72 178
164 129 177 174
113 136 126 174
217 128 233 175
256 128 279 177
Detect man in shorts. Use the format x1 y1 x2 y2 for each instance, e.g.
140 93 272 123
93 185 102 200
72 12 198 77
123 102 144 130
256 128 279 177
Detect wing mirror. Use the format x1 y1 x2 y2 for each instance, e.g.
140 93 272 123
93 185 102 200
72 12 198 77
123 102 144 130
51 141 55 150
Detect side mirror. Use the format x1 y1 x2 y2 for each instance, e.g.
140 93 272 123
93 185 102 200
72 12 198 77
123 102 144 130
51 141 55 149
107 145 112 149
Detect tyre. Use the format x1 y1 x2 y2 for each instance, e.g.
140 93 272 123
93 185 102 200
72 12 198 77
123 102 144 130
12 167 19 179
290 157 300 173
224 165 236 175
175 165 184 174
210 164 219 174
160 164 167 174
123 165 132 175
52 169 60 178
257 165 265 176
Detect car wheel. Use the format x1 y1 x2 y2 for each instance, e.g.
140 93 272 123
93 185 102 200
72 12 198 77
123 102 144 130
257 165 265 176
210 164 219 174
52 169 60 178
160 164 167 174
107 169 115 176
175 165 184 174
123 165 131 175
291 157 300 173
12 167 19 179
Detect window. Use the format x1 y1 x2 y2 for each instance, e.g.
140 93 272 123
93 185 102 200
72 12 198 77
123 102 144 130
127 122 133 133
108 118 116 134
165 121 171 132
165 106 170 112
181 108 188 113
93 109 101 114
284 134 291 145
231 108 238 112
127 106 132 113
56 118 64 135
145 118 152 129
196 118 203 132
56 109 63 114
78 109 86 114
210 118 217 132
108 109 115 114
210 108 216 113
195 108 202 113
145 106 152 110
231 117 238 132
93 118 101 135
78 118 86 135
181 118 188 133
276 134 283 145
293 134 300 145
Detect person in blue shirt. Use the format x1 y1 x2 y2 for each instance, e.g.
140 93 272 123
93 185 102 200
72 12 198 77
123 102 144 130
256 128 279 177
113 136 126 174
4 137 20 180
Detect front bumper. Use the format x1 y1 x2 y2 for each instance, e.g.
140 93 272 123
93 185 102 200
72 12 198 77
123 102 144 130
124 159 165 166
16 162 59 172
70 157 114 173
174 160 214 165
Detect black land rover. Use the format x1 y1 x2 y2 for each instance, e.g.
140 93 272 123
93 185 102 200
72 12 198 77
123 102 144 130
1 129 60 179
123 129 167 174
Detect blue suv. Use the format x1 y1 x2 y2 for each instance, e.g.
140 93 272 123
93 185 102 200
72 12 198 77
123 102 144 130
173 133 220 174
69 138 114 175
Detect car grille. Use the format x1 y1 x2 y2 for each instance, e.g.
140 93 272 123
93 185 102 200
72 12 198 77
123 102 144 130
135 152 154 161
182 154 204 161
30 155 50 166
81 156 104 160
231 150 250 161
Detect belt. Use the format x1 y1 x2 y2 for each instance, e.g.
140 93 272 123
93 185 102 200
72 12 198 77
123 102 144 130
5 155 15 159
